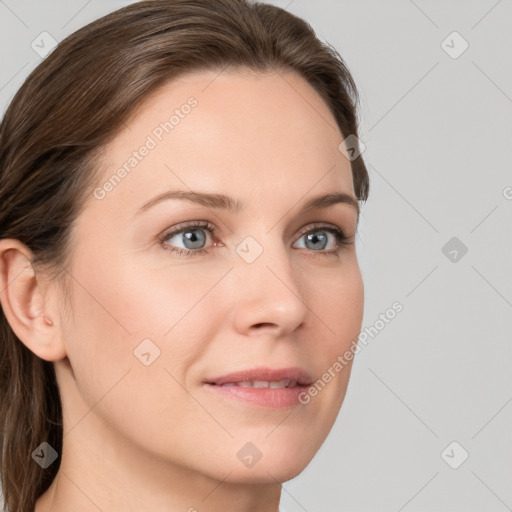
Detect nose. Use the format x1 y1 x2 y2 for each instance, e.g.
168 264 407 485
231 238 310 338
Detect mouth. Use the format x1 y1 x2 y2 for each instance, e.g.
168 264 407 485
210 379 300 388
203 366 313 387
202 367 314 408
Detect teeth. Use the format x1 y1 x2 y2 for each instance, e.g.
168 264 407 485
269 380 288 388
220 379 297 388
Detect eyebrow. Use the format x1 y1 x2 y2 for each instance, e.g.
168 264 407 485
134 189 359 218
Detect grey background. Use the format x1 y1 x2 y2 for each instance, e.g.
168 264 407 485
1 1 511 511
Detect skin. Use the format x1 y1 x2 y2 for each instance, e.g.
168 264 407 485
0 68 364 512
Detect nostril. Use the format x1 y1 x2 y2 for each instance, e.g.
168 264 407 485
253 322 275 329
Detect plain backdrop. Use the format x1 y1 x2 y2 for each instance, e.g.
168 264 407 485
1 1 511 511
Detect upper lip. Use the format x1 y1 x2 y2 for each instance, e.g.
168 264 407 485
203 366 314 386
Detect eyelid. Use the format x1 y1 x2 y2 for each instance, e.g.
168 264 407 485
296 221 345 237
159 220 216 238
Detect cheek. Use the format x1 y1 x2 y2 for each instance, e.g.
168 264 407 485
311 257 364 351
60 262 211 456
62 256 222 403
304 260 363 406
337 268 364 345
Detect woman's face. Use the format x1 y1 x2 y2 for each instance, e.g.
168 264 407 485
57 68 364 483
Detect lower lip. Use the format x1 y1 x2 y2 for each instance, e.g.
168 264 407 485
202 383 309 408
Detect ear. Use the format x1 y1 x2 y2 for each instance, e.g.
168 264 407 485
0 239 67 361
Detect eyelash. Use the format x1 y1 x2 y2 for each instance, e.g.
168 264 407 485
159 221 353 257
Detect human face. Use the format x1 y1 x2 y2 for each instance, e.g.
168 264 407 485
58 68 364 484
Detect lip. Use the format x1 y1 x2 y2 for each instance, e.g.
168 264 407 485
203 366 314 386
202 366 314 409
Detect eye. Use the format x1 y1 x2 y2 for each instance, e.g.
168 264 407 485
160 221 216 256
293 223 352 256
159 221 352 257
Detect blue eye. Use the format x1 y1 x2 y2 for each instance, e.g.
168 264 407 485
294 225 350 253
160 221 351 257
160 221 214 256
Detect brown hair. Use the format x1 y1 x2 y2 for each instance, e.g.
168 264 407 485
0 0 369 510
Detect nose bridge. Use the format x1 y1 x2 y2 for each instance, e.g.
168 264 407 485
231 229 309 334
236 229 296 287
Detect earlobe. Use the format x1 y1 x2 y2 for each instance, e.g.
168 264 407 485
0 239 67 362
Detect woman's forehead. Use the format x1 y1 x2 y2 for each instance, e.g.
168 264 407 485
96 68 348 188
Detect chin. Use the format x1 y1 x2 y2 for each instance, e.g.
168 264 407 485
224 462 310 485
219 441 316 485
